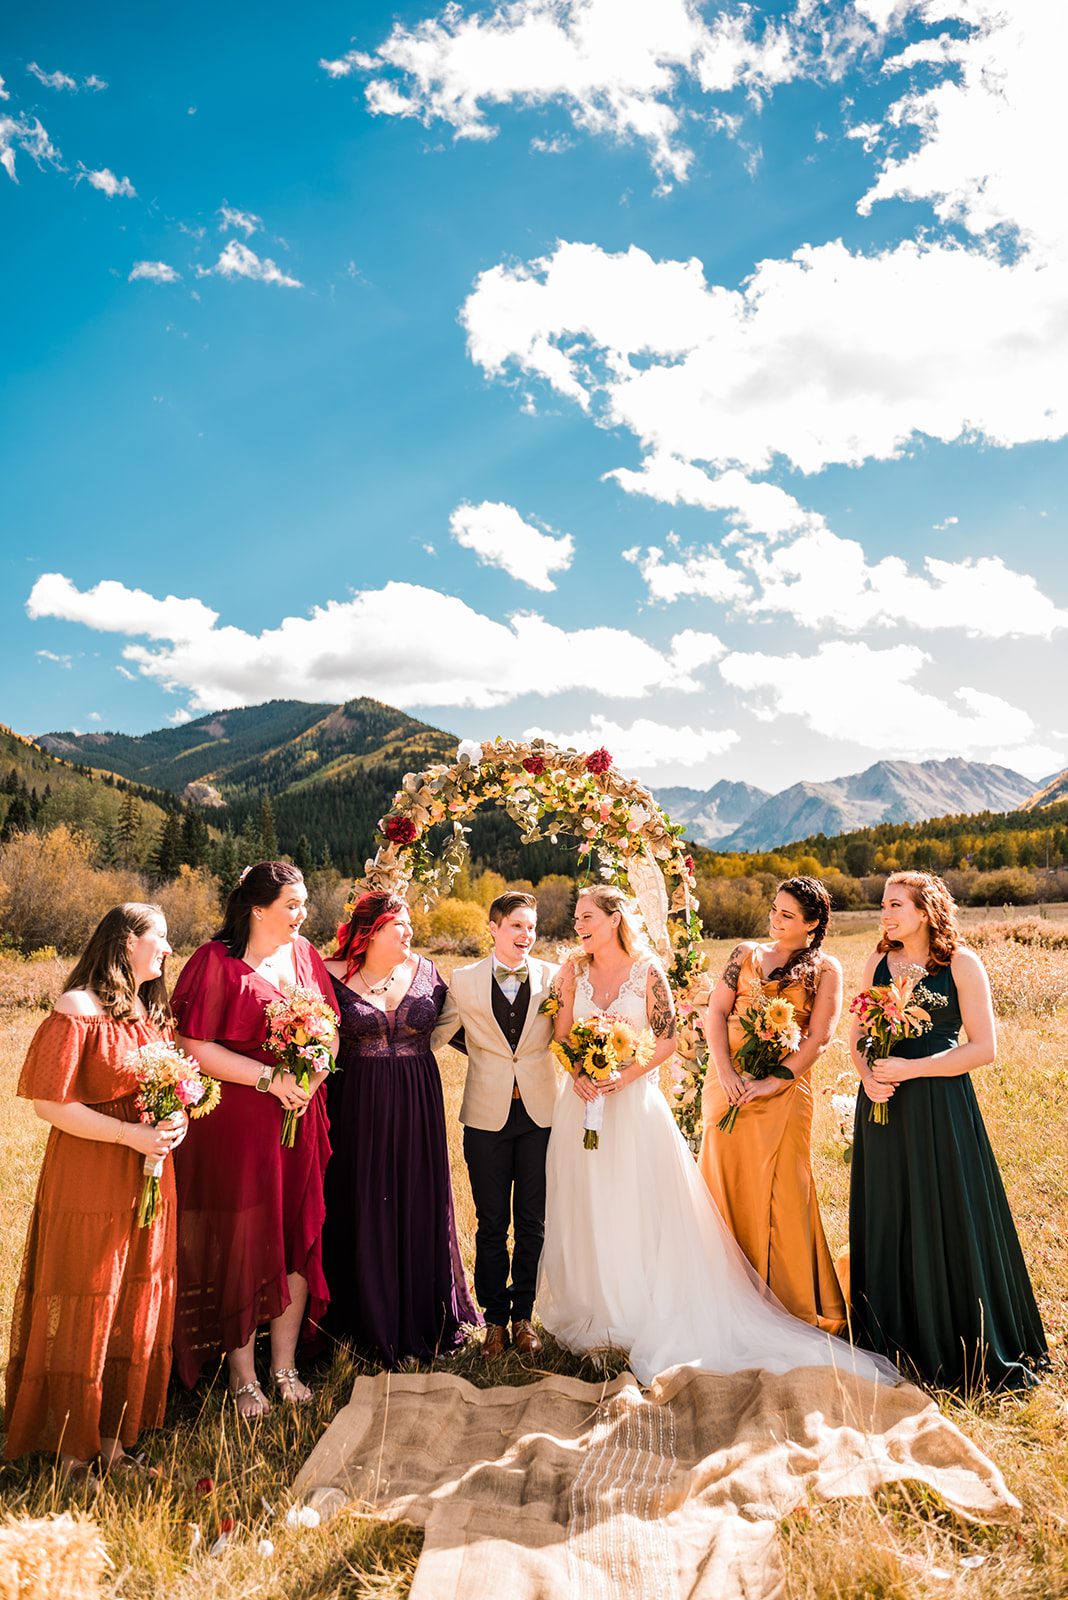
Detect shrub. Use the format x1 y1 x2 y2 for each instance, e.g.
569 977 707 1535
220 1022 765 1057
967 869 1036 906
301 869 350 951
155 865 221 952
696 875 769 939
532 874 575 939
0 826 146 954
427 898 492 955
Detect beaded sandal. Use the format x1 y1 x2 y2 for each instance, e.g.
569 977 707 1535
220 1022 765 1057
271 1367 311 1404
229 1381 270 1418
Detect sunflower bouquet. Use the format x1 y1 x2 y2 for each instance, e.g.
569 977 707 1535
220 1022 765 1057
263 984 338 1147
550 1016 655 1150
850 966 946 1125
716 990 801 1134
127 1039 221 1227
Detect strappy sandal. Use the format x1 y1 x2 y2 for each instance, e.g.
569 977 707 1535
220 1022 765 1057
60 1458 101 1495
271 1367 312 1405
229 1380 270 1418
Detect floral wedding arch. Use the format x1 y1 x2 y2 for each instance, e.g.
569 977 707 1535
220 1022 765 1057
349 737 712 1141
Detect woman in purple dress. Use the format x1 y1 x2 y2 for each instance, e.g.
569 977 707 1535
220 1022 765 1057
321 892 478 1366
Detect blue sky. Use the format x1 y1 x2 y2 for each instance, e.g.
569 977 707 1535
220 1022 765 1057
2 0 1065 791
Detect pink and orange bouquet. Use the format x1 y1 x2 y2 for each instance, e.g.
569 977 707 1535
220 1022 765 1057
263 985 338 1146
849 968 946 1124
126 1039 220 1227
717 991 800 1134
550 1016 654 1149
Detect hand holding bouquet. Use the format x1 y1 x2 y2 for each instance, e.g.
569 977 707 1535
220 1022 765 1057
716 991 800 1134
550 1016 654 1149
264 985 338 1147
127 1040 220 1227
849 967 946 1124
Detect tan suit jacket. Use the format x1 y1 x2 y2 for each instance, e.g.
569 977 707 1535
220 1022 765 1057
432 954 559 1132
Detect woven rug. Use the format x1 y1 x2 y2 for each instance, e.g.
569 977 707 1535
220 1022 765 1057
294 1364 1018 1600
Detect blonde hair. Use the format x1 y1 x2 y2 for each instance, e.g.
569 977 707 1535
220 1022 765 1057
878 871 960 970
572 884 652 968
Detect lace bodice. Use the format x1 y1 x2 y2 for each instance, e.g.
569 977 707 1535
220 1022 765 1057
574 957 654 1031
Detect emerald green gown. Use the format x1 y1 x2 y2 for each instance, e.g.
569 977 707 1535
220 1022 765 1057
849 955 1047 1392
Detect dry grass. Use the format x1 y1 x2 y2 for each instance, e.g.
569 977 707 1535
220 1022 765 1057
0 935 1065 1599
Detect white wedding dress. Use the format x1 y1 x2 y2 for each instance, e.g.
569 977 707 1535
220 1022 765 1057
537 957 898 1387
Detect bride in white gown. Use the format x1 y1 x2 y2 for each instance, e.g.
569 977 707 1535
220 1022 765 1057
537 885 898 1388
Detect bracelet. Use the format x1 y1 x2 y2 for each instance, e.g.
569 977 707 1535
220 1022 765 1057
114 1122 126 1144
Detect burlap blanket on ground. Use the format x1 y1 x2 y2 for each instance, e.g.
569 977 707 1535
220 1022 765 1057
293 1363 1017 1600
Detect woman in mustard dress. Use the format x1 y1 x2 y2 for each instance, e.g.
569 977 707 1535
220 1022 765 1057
699 877 846 1333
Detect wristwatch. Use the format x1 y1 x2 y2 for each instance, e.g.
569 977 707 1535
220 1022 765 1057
255 1067 273 1094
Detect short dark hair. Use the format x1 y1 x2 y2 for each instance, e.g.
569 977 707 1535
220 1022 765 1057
488 891 538 925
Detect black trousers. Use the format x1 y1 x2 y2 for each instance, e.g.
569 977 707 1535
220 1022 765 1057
463 1095 550 1326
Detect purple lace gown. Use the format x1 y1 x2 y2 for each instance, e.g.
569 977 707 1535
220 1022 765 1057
321 956 479 1366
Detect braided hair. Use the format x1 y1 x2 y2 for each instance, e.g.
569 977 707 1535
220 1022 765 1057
766 876 831 994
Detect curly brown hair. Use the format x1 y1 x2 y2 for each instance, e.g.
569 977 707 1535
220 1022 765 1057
877 871 960 970
768 876 831 994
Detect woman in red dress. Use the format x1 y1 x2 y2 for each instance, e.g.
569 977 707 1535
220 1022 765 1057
171 861 339 1416
5 904 183 1478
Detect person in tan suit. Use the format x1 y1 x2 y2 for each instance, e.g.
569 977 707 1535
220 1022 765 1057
433 891 559 1360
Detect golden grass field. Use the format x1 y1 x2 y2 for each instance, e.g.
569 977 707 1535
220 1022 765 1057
0 931 1065 1599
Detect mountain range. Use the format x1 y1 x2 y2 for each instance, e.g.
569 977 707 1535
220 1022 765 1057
654 758 1040 853
27 702 1068 866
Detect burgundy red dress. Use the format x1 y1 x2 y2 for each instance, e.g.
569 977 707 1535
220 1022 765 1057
322 956 479 1366
170 937 339 1386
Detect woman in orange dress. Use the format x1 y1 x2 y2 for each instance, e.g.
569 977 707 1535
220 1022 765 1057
699 876 846 1334
4 904 184 1477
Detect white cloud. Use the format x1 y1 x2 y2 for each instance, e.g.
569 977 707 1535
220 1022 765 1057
26 573 720 711
0 75 8 101
987 744 1066 782
85 75 108 92
737 530 1068 639
462 233 1068 480
129 260 181 284
607 454 819 540
88 711 101 722
0 114 60 182
623 538 748 606
28 62 77 91
79 165 136 198
449 500 574 591
218 203 262 237
719 640 1035 757
523 714 739 769
204 239 301 288
932 515 959 532
166 708 193 725
36 649 72 668
331 0 807 185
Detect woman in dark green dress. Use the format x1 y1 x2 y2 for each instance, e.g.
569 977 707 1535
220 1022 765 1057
848 871 1047 1393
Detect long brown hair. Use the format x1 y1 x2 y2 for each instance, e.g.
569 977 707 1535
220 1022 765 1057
768 876 830 994
65 903 171 1025
878 871 960 970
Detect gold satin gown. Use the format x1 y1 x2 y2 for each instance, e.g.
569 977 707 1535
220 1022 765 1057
698 949 847 1335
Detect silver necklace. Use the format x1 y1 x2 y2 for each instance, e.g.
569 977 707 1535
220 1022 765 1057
358 964 400 996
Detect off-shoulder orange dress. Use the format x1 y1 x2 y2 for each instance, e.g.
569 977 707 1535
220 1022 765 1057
4 1013 176 1461
697 949 846 1335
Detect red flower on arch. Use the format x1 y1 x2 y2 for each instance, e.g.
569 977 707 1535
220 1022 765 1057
585 747 612 775
383 814 418 846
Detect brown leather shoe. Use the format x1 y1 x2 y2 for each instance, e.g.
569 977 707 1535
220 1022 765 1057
481 1323 510 1361
511 1319 543 1357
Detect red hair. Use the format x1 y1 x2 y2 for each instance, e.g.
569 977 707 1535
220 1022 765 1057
333 892 407 981
878 871 960 970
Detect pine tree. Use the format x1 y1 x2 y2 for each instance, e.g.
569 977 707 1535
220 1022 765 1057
213 829 240 889
3 768 19 795
317 841 335 872
115 791 141 866
97 824 120 868
180 806 210 869
153 811 184 881
1 790 32 841
258 797 278 860
293 833 314 875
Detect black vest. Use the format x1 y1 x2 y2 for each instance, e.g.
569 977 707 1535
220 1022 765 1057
490 975 531 1053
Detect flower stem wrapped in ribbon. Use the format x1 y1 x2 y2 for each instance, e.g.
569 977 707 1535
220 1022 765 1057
850 967 947 1124
263 984 338 1146
127 1040 220 1227
547 1012 654 1150
717 989 800 1134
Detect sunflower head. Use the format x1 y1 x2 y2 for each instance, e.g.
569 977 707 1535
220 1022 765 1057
608 1020 636 1061
764 998 794 1032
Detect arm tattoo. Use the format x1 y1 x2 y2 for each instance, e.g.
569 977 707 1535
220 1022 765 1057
649 968 677 1042
721 943 747 992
